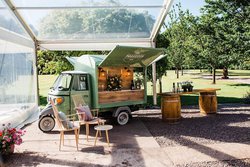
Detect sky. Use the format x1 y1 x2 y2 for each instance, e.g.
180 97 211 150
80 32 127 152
160 0 206 32
173 0 206 16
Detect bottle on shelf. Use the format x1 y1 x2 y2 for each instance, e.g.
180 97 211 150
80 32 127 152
177 82 180 93
130 80 135 90
172 82 176 93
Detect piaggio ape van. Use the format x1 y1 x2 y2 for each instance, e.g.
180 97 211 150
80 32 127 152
38 46 165 132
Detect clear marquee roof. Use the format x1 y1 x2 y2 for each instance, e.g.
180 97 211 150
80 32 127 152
1 0 173 50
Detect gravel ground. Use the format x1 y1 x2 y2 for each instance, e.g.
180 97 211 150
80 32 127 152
135 103 250 147
1 104 249 167
176 158 250 167
134 103 250 167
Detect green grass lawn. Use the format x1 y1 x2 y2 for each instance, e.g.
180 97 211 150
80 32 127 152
38 75 58 106
39 70 250 107
147 70 250 106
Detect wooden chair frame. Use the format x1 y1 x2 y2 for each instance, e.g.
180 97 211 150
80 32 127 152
71 94 105 141
50 99 79 151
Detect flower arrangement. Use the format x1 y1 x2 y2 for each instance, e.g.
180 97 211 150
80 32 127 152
107 75 122 91
180 81 193 92
0 123 26 154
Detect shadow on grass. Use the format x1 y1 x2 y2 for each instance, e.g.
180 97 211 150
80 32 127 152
148 95 243 107
229 83 250 87
184 70 250 76
228 71 250 76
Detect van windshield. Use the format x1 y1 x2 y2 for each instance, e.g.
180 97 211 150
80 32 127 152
52 74 72 91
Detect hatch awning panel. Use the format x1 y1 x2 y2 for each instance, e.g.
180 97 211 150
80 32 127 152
99 45 165 67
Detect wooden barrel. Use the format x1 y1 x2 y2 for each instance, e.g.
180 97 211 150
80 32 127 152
199 92 217 115
161 95 181 123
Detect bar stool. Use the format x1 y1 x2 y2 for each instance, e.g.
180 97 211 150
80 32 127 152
94 125 113 147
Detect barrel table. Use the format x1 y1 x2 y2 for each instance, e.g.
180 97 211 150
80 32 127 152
161 95 181 123
158 88 220 122
199 91 217 115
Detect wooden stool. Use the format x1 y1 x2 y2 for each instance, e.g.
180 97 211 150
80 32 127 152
94 125 113 147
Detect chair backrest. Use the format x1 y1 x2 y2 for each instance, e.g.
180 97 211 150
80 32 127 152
72 94 98 119
72 94 86 108
50 99 64 130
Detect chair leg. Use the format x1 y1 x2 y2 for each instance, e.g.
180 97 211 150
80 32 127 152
105 130 110 147
94 130 99 146
97 122 102 137
74 129 79 151
78 125 81 142
59 131 63 151
86 124 89 141
99 130 102 137
62 131 64 145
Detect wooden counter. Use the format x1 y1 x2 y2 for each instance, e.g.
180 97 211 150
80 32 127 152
158 88 220 122
98 89 144 104
158 88 221 96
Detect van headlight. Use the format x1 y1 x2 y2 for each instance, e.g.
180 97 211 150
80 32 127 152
54 97 64 105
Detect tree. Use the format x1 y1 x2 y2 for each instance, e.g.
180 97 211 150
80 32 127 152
146 33 170 93
194 0 250 83
163 4 197 78
37 51 73 74
37 51 102 74
37 2 157 75
0 15 26 35
38 2 155 39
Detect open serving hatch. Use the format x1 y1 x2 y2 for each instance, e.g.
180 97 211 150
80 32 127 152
99 45 166 68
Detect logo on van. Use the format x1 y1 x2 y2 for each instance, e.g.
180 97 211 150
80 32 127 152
123 54 145 63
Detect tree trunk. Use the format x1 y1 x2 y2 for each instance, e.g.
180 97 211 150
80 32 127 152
222 67 229 79
209 67 212 74
181 66 183 76
159 77 162 93
212 68 216 84
176 68 179 79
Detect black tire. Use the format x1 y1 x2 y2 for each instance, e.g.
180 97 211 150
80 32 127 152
116 111 129 125
38 115 55 132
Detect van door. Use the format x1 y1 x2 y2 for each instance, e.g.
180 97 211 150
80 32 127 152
70 74 91 111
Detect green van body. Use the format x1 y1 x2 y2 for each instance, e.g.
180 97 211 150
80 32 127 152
38 46 165 132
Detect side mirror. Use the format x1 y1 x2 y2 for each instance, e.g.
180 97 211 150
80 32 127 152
58 86 65 91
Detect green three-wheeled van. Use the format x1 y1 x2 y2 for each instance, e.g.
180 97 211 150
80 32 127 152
38 46 165 132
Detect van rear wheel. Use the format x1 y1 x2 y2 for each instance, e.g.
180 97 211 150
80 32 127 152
116 111 129 125
38 115 55 132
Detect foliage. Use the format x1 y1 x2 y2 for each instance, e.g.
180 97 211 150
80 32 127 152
106 75 122 91
158 0 249 84
191 0 250 83
145 33 170 93
179 81 193 87
37 2 156 75
39 70 250 106
163 3 197 78
243 91 250 104
0 123 25 153
37 51 101 75
179 81 194 92
240 60 250 70
147 55 169 93
39 1 155 39
0 14 25 35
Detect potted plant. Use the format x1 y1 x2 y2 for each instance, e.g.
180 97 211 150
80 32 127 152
0 123 26 155
181 81 193 92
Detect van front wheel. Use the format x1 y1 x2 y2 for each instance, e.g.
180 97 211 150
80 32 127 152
116 111 129 125
38 115 55 132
